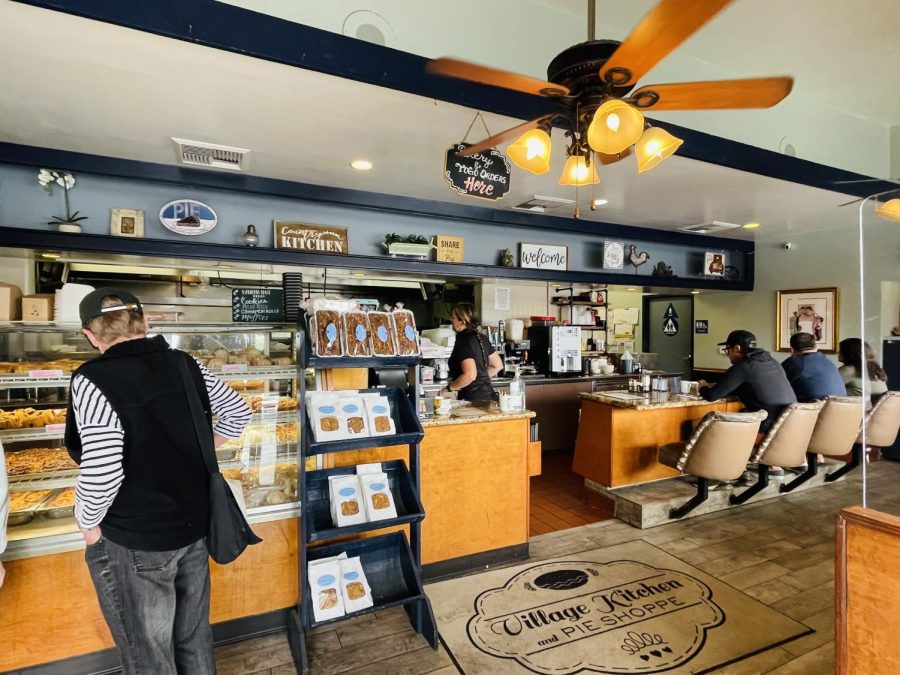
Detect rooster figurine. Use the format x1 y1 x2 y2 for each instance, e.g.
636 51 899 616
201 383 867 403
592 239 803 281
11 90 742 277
628 245 650 271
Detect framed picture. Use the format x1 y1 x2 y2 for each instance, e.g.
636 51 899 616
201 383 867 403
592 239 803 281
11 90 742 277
519 242 568 271
110 208 145 237
704 251 726 276
776 287 839 352
602 241 625 269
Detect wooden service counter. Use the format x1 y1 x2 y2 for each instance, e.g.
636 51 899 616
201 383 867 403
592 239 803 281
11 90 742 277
0 408 534 672
573 391 742 489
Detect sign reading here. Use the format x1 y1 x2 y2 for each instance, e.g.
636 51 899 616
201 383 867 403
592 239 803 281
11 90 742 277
274 221 348 255
520 243 568 271
436 235 464 263
444 144 511 201
231 288 285 323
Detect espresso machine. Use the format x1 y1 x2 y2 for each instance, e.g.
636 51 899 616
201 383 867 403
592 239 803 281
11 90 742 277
527 326 582 376
503 339 532 375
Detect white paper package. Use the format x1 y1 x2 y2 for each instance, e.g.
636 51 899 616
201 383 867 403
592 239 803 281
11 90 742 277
337 396 369 438
338 556 374 613
359 471 398 521
307 558 345 622
328 474 367 528
306 393 347 442
361 394 396 436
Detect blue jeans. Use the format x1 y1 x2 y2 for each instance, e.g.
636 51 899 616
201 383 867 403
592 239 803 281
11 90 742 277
85 536 215 675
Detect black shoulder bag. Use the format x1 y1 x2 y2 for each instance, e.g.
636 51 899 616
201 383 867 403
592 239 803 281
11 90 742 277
177 356 262 564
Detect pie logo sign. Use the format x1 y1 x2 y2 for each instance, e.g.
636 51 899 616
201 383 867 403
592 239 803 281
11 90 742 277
466 559 724 674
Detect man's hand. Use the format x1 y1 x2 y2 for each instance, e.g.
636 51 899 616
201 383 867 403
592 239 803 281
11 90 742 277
697 379 710 389
81 525 102 546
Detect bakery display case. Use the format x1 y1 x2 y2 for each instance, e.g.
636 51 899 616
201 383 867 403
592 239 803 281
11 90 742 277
0 322 302 558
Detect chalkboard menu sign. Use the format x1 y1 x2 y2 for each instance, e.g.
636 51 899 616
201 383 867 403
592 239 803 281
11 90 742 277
231 288 285 323
444 144 511 201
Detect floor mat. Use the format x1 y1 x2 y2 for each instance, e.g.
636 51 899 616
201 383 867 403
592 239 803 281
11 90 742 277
426 539 812 674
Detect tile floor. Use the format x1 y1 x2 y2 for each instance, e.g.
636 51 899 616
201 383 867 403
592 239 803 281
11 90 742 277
208 460 899 674
529 452 615 536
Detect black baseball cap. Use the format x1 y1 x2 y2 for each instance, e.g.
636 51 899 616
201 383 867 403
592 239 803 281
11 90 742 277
79 287 143 326
717 329 756 350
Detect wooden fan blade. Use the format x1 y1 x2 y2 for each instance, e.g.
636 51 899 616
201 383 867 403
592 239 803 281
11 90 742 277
457 116 554 157
838 198 864 207
427 58 569 97
630 77 793 110
600 0 733 86
596 148 632 165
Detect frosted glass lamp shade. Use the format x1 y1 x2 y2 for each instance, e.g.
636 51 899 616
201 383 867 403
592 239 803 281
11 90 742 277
507 128 552 174
587 100 645 155
875 198 900 222
635 127 683 173
558 154 600 186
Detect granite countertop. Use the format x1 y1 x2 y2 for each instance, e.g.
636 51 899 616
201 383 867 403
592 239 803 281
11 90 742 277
580 389 725 410
421 405 535 428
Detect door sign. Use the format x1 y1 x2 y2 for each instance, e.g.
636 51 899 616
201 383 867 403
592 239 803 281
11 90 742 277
662 303 679 336
695 320 709 334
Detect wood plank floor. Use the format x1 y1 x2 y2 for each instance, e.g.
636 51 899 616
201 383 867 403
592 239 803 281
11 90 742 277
213 461 900 674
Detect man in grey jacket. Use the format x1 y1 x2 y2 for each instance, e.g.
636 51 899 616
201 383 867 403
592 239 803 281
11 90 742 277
698 329 797 434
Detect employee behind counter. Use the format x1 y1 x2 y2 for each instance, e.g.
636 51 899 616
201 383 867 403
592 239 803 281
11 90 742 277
440 303 503 403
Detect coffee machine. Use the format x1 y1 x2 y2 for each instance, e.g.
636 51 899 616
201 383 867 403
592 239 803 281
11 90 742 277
527 326 582 376
503 339 532 375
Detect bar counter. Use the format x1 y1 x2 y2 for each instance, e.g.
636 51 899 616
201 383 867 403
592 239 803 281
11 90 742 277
573 390 742 489
0 407 534 671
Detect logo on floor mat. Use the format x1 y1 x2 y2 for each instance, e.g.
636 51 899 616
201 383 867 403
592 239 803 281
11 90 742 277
466 559 724 673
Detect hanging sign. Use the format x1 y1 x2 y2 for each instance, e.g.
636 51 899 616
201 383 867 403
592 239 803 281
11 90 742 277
435 235 464 263
695 319 709 334
231 288 285 323
274 221 349 255
662 303 679 336
159 199 218 236
520 243 568 271
444 144 510 201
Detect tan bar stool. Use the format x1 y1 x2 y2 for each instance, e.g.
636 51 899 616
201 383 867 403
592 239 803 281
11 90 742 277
730 401 824 505
658 410 767 519
780 395 864 492
859 391 900 460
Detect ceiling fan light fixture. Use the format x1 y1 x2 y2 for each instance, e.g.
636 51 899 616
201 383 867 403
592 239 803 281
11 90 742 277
874 198 900 222
507 128 552 174
558 154 600 187
587 100 644 155
635 127 683 173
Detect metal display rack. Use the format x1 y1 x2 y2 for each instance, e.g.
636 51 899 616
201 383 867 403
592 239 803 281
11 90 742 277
288 312 438 674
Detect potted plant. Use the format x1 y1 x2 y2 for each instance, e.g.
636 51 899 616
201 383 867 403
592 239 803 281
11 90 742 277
38 169 87 232
381 233 434 259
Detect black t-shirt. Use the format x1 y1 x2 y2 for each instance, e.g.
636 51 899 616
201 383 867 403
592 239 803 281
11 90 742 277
448 329 497 401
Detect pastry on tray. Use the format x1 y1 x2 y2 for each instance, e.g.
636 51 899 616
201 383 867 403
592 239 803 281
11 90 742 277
9 489 53 513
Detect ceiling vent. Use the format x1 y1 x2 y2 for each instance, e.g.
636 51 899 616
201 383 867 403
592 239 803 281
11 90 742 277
679 220 742 234
512 195 576 213
172 138 251 172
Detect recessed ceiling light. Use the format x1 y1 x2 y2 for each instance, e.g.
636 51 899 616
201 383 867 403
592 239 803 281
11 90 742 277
350 271 365 277
690 290 701 295
626 287 637 291
592 198 609 207
350 159 373 171
39 252 61 260
742 222 761 229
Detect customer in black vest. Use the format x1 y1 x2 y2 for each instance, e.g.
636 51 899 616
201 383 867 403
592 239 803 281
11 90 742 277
698 329 797 435
65 288 251 675
443 303 504 402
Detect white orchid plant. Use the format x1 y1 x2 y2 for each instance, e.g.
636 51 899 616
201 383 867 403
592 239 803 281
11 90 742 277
38 168 87 225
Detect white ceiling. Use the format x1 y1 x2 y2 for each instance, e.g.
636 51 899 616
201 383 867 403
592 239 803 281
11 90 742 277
0 1 891 246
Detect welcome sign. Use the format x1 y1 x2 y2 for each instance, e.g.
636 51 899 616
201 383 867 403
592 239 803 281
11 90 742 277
520 243 568 271
274 221 349 255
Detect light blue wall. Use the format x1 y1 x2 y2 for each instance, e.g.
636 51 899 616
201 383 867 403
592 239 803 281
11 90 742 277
0 163 749 281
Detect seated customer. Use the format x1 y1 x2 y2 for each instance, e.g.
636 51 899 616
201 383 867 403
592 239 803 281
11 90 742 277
838 338 889 407
781 332 846 401
698 330 797 434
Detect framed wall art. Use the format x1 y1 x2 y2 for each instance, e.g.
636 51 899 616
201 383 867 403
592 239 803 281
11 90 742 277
110 208 145 237
775 287 839 352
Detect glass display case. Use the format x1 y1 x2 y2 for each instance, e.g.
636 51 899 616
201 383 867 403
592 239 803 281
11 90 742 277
0 322 301 558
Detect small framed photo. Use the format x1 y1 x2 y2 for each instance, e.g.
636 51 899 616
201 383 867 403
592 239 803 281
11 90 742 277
110 208 145 237
603 241 625 269
704 252 726 276
776 287 839 352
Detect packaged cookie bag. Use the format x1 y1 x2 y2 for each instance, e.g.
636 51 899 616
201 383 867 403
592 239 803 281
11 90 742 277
337 395 369 438
359 471 398 521
339 556 373 613
367 311 396 356
343 311 371 357
361 393 396 436
306 393 347 442
392 309 420 356
328 474 367 528
308 558 345 622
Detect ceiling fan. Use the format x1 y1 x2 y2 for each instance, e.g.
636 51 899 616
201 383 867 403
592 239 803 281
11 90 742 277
426 0 793 183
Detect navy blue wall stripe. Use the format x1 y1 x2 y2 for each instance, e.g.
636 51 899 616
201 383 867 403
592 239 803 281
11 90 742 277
13 0 896 200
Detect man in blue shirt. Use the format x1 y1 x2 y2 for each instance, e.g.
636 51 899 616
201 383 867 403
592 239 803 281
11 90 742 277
781 332 846 402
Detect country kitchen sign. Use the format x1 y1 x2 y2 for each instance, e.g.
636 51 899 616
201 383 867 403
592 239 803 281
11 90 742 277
444 143 511 201
520 242 568 271
274 221 348 255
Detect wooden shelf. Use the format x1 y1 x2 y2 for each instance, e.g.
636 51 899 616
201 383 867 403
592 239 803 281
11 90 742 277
552 300 607 307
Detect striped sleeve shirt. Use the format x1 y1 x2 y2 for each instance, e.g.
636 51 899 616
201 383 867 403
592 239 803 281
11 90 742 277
71 362 252 529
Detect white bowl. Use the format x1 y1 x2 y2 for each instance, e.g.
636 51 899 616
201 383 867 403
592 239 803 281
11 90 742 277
600 364 616 375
